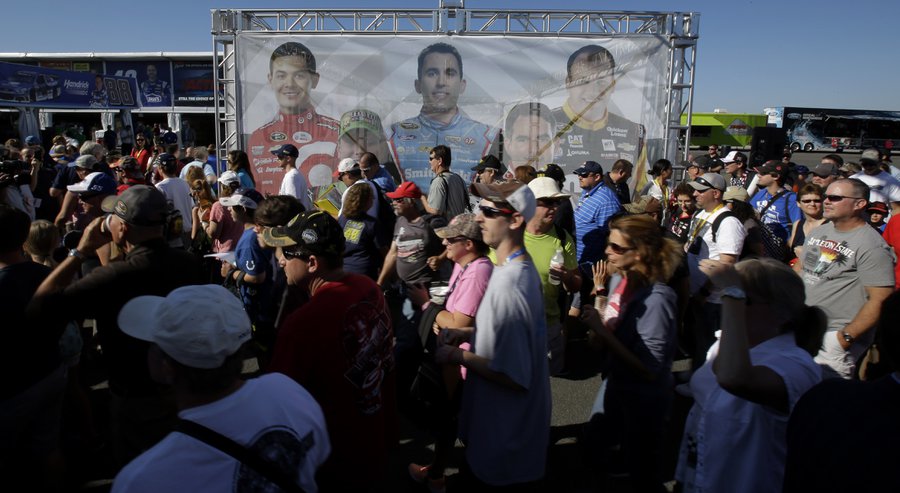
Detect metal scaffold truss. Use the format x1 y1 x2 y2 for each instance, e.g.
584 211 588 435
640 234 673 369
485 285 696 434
210 5 698 167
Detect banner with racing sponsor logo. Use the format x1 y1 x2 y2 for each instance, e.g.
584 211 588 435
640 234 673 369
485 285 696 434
0 61 138 109
236 34 669 196
172 62 215 106
105 61 174 108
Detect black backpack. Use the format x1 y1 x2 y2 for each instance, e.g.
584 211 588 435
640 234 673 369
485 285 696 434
710 210 788 261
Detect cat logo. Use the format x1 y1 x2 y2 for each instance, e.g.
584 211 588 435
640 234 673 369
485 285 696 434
567 134 584 147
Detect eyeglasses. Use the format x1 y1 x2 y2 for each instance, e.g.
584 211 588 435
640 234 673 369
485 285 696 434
607 241 635 254
800 198 823 204
478 204 515 218
824 194 864 202
282 249 310 262
428 156 438 162
391 197 409 203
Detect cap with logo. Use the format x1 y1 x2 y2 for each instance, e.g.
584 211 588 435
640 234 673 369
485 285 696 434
117 284 252 369
867 201 889 215
573 160 603 176
470 181 536 221
271 143 299 158
755 160 787 175
68 171 117 196
218 170 240 186
385 181 422 200
434 213 483 242
333 157 360 178
101 185 170 226
261 210 345 256
219 187 264 209
688 173 727 192
339 109 382 139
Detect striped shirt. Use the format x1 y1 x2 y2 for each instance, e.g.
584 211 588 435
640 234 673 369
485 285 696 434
574 182 622 262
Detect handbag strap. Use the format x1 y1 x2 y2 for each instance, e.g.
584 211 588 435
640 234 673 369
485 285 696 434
175 419 306 493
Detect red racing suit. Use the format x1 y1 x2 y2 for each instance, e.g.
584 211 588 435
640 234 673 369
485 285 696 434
247 108 340 196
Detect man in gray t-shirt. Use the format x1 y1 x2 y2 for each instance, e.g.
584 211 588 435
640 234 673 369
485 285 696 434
436 181 550 488
422 145 470 220
801 179 895 379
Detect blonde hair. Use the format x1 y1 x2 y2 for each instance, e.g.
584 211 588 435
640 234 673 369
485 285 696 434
343 183 373 219
24 219 60 267
609 214 682 285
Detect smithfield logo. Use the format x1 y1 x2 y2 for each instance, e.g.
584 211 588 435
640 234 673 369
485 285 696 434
270 132 287 142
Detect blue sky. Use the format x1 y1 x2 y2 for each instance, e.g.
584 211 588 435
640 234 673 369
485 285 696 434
1 0 895 114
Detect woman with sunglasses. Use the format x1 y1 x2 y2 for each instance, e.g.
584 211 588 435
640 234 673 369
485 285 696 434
407 213 493 491
581 214 682 493
129 135 151 173
675 258 823 493
788 183 826 264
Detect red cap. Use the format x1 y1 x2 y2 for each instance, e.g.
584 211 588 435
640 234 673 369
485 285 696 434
385 181 422 200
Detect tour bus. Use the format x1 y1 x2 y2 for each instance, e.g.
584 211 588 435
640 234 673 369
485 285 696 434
765 106 900 152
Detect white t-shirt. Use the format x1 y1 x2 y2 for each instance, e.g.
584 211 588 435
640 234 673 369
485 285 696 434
686 206 747 302
851 170 900 204
156 177 193 232
279 167 311 210
676 334 821 493
112 373 330 493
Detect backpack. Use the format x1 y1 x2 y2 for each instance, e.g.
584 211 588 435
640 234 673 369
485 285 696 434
711 210 787 261
370 180 396 234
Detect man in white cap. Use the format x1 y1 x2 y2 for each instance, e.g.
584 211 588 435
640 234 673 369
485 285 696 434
851 147 900 215
525 177 582 375
685 172 747 366
435 181 550 489
111 284 330 493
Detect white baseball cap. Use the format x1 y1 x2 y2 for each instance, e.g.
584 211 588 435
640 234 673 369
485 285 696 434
528 177 571 200
117 284 252 369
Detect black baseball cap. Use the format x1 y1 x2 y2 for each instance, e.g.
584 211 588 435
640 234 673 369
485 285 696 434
271 144 299 158
261 210 345 256
573 161 603 176
471 154 502 172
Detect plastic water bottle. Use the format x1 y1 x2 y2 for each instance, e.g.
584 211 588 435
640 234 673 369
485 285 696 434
548 248 564 285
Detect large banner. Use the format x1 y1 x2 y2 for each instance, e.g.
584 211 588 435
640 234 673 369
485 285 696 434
106 61 173 107
173 62 215 106
237 35 670 196
0 61 138 109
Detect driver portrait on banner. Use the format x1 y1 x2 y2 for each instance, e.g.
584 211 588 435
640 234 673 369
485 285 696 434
552 45 646 177
388 42 497 194
90 74 108 108
247 41 339 196
139 64 171 106
490 102 559 180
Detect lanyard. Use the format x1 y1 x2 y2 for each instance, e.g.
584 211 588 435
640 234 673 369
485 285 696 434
505 248 526 265
447 257 480 297
688 203 724 244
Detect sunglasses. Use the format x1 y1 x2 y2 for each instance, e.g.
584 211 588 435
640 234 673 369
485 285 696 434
607 241 635 254
537 198 561 208
824 194 864 202
282 249 310 262
693 177 718 191
445 236 469 244
478 204 515 218
800 198 823 204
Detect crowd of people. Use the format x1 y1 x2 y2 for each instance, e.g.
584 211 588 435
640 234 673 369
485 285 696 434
2 131 900 493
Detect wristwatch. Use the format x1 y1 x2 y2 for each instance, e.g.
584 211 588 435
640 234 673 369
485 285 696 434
841 331 855 344
67 248 86 261
721 286 747 300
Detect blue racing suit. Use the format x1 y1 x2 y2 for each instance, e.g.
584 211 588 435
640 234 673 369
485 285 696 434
140 79 171 106
388 111 497 194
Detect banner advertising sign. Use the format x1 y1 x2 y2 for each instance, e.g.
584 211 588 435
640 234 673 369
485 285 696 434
236 34 669 197
105 61 173 107
173 61 215 106
0 61 138 109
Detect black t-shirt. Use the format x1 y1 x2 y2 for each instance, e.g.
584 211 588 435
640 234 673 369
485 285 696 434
28 238 204 396
1 261 55 399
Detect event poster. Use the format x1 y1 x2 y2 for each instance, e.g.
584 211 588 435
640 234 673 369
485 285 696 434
0 61 138 109
172 62 215 106
236 35 669 196
105 60 173 107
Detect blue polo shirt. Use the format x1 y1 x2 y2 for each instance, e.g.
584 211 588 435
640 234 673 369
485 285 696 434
574 181 621 263
234 228 274 324
750 188 800 242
